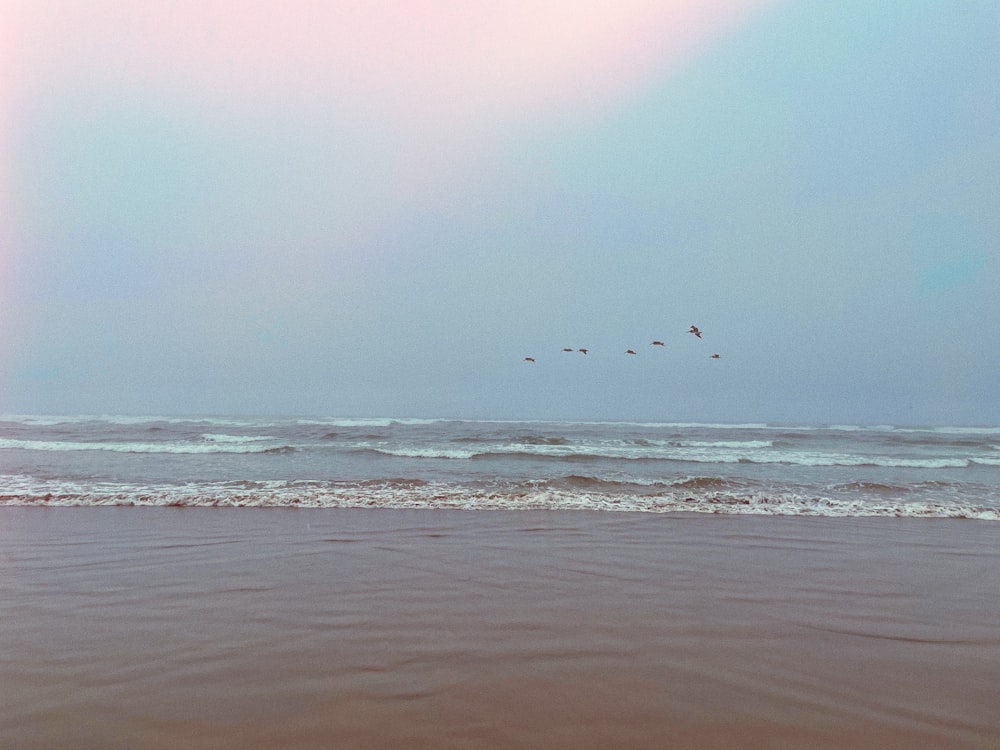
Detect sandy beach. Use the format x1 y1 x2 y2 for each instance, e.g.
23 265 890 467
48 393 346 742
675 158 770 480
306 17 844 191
1 508 998 749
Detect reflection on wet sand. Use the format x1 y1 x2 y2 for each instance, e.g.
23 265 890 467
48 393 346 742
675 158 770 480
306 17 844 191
1 509 997 749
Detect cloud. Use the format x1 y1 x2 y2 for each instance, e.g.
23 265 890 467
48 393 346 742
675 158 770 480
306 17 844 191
8 1 777 126
2 0 779 302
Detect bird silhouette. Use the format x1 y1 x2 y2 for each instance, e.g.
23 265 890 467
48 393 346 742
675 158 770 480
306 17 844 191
578 348 589 354
524 357 536 362
626 349 637 355
688 326 702 338
562 348 574 352
710 353 720 359
651 341 665 347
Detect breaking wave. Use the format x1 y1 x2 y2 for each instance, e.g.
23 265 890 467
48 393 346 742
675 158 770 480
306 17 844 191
2 476 997 520
350 442 991 469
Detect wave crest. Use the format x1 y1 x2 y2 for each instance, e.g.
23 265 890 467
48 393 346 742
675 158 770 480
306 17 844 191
0 438 293 455
3 477 997 519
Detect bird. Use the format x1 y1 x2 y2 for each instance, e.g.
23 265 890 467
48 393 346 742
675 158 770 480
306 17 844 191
626 349 637 355
710 354 720 359
688 326 702 338
651 341 665 346
524 357 536 362
578 348 589 354
562 348 574 352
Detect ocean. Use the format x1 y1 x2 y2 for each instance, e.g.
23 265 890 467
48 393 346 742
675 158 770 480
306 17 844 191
2 415 999 518
4 415 1000 747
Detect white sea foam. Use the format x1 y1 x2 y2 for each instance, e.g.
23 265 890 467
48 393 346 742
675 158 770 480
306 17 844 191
885 425 1000 436
2 429 980 469
363 446 480 459
673 440 773 449
295 417 447 427
200 434 274 443
929 426 1000 435
826 424 898 432
2 475 997 519
0 438 286 454
356 441 974 469
750 453 970 469
593 421 772 430
0 414 128 426
0 414 277 428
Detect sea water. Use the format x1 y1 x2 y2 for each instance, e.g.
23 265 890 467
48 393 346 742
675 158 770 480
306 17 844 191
1 415 999 518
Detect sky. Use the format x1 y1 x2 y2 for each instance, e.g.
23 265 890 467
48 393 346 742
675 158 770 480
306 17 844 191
2 0 998 424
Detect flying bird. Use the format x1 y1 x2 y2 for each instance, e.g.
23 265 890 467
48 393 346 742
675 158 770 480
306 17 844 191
562 348 574 352
524 357 536 362
651 341 665 346
710 354 720 359
688 326 702 338
626 349 637 355
578 348 589 354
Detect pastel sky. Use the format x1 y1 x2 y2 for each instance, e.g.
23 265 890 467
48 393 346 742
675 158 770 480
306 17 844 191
2 0 998 423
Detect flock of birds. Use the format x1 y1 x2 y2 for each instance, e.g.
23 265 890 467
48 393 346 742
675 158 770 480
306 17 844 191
524 326 721 363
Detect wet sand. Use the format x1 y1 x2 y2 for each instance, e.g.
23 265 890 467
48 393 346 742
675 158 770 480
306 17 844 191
1 508 998 749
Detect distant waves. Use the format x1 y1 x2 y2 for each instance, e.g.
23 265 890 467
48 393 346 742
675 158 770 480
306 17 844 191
0 437 295 454
3 431 999 468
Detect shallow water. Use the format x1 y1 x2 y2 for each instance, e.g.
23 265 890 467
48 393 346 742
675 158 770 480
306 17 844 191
1 508 998 748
